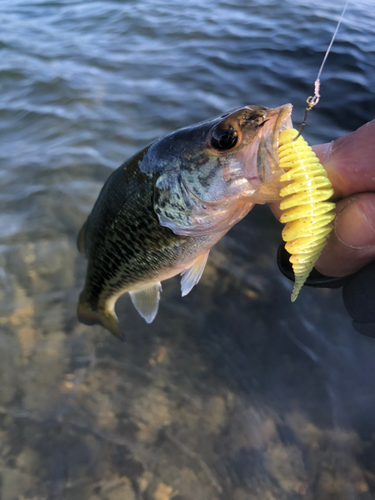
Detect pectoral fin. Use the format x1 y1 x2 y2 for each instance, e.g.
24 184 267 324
129 282 162 324
180 250 209 297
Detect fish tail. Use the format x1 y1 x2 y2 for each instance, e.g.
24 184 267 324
77 220 87 256
77 292 125 342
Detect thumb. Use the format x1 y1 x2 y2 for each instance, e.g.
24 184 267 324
315 193 375 277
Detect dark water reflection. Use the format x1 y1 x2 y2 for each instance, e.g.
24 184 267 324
1 0 375 498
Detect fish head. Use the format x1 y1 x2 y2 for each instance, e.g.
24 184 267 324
140 104 293 236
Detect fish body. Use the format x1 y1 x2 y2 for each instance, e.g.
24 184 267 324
77 104 293 339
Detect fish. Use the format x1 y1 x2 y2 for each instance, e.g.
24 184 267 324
77 103 293 340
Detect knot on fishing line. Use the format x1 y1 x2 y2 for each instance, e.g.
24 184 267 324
294 80 322 140
294 0 349 140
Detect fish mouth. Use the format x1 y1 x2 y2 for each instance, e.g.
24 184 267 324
270 103 294 159
260 103 293 173
249 103 293 201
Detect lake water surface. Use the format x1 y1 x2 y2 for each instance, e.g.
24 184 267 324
1 1 375 499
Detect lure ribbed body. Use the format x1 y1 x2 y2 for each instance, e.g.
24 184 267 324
278 128 336 301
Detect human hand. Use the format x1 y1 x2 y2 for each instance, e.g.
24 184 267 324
271 120 375 278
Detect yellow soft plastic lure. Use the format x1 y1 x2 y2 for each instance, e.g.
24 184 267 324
278 128 336 301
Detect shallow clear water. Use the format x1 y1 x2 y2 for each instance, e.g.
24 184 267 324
1 0 375 498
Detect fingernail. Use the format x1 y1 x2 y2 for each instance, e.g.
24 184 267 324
336 198 375 249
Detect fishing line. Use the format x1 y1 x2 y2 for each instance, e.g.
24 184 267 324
294 0 350 139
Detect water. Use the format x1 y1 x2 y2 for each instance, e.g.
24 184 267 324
1 0 375 498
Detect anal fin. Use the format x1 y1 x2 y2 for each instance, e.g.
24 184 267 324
129 282 162 324
180 250 209 297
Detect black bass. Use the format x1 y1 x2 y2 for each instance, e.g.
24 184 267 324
77 104 292 340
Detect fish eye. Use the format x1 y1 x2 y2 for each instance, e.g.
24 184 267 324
210 124 239 151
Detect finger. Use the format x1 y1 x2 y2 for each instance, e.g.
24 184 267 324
314 192 375 277
312 120 375 198
269 121 375 277
270 119 375 217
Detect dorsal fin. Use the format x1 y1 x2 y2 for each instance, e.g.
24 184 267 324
129 282 162 323
77 220 88 255
180 250 209 297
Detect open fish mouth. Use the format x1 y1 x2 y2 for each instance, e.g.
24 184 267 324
271 103 294 158
252 103 293 198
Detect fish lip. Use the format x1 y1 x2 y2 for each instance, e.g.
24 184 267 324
262 103 293 160
256 103 293 183
271 103 293 158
